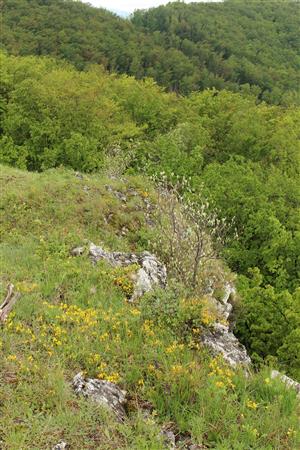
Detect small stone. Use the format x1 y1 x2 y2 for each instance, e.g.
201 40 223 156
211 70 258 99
105 185 127 202
160 429 176 449
70 246 85 257
115 191 127 202
52 441 68 450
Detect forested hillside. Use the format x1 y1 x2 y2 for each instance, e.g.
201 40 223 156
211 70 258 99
1 0 299 104
132 0 300 103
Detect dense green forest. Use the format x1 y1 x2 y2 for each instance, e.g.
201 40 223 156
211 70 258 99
0 1 299 448
1 0 300 104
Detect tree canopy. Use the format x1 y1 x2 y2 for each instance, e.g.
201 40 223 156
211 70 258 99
1 0 299 104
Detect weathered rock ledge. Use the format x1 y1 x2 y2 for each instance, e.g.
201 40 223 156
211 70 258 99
201 323 251 367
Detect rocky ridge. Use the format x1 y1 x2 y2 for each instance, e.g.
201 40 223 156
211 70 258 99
67 243 299 449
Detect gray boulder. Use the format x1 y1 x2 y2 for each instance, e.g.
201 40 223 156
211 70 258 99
160 429 176 449
73 372 127 422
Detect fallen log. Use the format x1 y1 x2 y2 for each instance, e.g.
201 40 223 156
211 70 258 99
0 284 21 322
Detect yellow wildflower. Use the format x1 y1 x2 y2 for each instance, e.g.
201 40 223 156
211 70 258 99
246 399 258 410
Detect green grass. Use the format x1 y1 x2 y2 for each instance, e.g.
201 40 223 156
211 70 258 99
0 165 299 449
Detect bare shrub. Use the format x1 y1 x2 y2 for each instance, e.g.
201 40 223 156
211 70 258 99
149 175 229 292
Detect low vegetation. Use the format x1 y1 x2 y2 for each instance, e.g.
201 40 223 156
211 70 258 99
0 166 299 449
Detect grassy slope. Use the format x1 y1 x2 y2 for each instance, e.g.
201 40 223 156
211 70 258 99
0 165 299 450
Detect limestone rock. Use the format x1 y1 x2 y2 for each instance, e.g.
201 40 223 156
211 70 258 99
201 323 251 367
73 372 127 421
89 243 167 301
198 279 251 368
271 370 300 397
207 296 232 322
218 282 235 319
220 282 236 305
0 283 21 323
209 281 235 320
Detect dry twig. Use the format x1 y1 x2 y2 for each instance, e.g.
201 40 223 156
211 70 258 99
0 283 20 322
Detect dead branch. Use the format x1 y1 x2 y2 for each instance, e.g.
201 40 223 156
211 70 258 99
0 284 20 323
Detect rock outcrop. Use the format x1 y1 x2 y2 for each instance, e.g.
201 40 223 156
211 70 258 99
199 281 251 367
201 323 251 367
218 281 236 320
73 372 127 422
89 243 167 301
271 370 300 397
70 246 85 257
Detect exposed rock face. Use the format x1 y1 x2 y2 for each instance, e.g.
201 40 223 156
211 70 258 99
89 243 167 301
73 372 127 421
73 242 249 367
201 323 251 367
198 280 251 368
218 282 236 320
0 283 21 323
271 370 300 397
192 279 250 367
220 282 236 303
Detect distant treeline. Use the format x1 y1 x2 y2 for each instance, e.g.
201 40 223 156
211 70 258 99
1 0 299 105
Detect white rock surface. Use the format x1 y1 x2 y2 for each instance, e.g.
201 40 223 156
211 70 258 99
201 323 251 367
52 442 68 450
198 279 251 367
73 372 127 421
271 370 300 397
70 246 85 256
160 429 176 449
